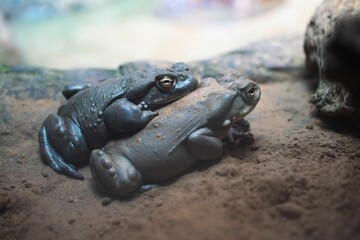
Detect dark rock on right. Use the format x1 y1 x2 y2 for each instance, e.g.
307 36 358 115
304 0 360 126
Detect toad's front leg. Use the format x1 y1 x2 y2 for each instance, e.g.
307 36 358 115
104 98 158 133
62 83 93 99
187 128 223 161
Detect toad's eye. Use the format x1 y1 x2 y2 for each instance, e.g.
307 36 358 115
157 76 176 92
245 85 256 99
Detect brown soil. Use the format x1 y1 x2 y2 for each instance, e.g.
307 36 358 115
1 79 360 240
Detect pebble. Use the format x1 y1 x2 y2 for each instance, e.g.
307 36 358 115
276 203 303 219
250 146 260 151
306 125 313 130
215 167 238 177
0 127 11 136
42 167 52 178
68 218 76 224
112 219 120 226
156 201 163 207
324 151 336 159
0 190 11 211
101 197 112 206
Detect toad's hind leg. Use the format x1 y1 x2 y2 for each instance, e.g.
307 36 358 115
38 114 84 180
187 128 223 161
90 149 143 197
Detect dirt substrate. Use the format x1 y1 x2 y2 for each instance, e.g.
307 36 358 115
1 74 360 240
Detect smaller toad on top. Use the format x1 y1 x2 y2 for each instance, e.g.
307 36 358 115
38 63 198 180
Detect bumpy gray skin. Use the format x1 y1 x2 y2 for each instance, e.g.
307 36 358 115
90 75 261 197
304 0 360 121
38 62 198 180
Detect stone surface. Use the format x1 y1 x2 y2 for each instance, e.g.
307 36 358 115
304 0 360 124
118 34 305 83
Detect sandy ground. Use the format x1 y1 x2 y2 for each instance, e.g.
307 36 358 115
1 72 360 240
1 1 360 239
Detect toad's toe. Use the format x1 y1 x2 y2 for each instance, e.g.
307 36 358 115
102 157 113 169
90 150 143 197
46 115 70 143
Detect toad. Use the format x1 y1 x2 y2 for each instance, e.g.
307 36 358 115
90 75 261 196
38 63 198 180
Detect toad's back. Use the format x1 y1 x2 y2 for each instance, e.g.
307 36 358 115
58 78 128 148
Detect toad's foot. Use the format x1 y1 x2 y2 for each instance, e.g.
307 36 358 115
90 149 143 197
38 114 84 180
225 119 254 149
226 119 250 142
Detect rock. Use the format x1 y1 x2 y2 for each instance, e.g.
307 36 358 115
276 203 303 219
0 125 11 135
41 167 51 178
118 35 304 84
68 218 76 224
305 125 313 130
68 196 75 203
101 197 112 206
304 0 360 125
215 166 238 178
156 200 163 207
0 65 118 101
0 190 11 211
0 34 304 104
192 34 304 83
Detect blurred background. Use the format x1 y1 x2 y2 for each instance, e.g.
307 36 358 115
0 0 322 69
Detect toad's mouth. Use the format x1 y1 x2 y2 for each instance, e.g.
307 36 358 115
137 75 198 110
137 87 194 110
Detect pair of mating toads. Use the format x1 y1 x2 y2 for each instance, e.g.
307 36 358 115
38 62 261 197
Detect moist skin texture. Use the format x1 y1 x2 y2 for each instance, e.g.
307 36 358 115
90 77 260 196
38 62 198 180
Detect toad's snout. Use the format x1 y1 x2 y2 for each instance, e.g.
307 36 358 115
228 80 261 122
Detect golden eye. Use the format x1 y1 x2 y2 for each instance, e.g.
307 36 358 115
158 76 175 89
